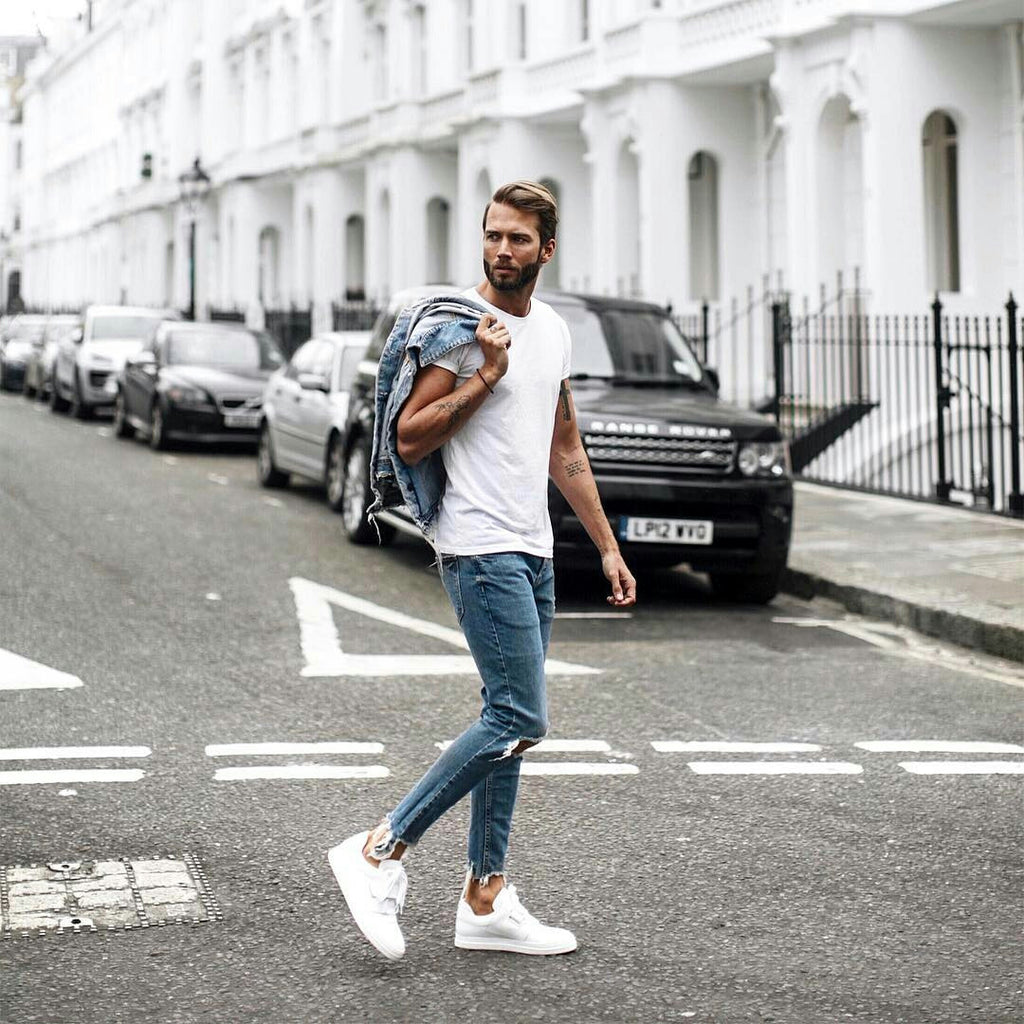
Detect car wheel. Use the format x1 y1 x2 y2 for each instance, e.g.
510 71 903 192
710 565 786 605
23 378 36 399
149 401 169 451
325 433 346 512
342 434 395 545
257 422 289 488
113 389 135 439
50 372 70 412
70 371 92 420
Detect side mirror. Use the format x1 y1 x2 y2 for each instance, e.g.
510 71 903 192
704 366 720 393
130 353 158 372
297 372 330 393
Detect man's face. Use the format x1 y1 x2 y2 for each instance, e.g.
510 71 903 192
482 203 555 293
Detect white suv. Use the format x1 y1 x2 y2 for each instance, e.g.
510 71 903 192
52 304 178 418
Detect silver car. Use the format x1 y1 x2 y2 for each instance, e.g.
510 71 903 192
256 330 370 511
24 314 82 399
51 304 178 418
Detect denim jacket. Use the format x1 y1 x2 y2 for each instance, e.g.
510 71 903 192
369 294 491 541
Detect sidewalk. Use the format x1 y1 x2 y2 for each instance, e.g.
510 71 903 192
782 482 1024 663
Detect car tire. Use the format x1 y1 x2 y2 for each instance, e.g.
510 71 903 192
23 378 36 399
50 372 70 412
113 389 135 439
70 371 92 420
710 565 786 605
325 433 345 512
257 422 289 488
149 401 169 451
342 434 395 545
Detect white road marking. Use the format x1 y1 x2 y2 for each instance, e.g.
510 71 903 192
856 741 1024 754
554 612 634 619
520 762 639 776
263 497 284 508
899 761 1024 775
96 427 112 437
772 616 1024 689
162 455 178 465
205 741 384 757
213 765 390 781
207 473 229 486
435 739 611 754
289 577 599 677
205 593 222 602
653 741 822 753
58 789 77 797
687 762 863 775
0 746 151 761
0 649 84 690
0 769 145 786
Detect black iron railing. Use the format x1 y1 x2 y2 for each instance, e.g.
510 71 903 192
264 306 312 359
331 300 382 332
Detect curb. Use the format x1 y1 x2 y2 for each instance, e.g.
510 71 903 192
781 567 1024 664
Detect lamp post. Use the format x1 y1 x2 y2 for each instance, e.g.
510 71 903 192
177 157 211 321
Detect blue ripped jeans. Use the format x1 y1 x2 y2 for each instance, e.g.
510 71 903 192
372 552 554 880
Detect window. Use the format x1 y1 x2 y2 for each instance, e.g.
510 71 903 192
580 0 590 43
287 339 325 379
463 0 474 73
516 3 527 61
374 24 388 101
410 4 427 94
922 111 960 293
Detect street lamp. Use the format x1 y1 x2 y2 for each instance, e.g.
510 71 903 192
177 157 211 321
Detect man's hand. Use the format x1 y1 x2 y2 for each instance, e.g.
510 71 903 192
602 551 637 607
475 314 511 382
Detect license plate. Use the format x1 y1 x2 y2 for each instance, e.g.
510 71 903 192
619 517 714 545
224 410 261 429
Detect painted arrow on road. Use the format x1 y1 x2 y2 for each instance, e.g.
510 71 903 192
0 649 84 690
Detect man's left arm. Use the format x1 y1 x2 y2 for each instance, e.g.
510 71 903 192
549 379 636 607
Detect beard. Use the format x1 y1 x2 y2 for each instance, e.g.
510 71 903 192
483 256 543 292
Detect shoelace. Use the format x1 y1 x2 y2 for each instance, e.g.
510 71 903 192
369 864 408 915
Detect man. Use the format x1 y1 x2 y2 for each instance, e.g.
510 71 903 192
329 180 636 960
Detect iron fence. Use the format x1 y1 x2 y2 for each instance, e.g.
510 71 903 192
771 293 1023 518
331 300 382 332
208 307 246 323
264 305 312 359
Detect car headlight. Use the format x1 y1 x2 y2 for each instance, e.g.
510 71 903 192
737 440 791 478
166 385 211 408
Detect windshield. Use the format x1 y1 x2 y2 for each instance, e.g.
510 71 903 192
9 320 46 344
166 329 284 371
553 304 704 384
91 315 162 341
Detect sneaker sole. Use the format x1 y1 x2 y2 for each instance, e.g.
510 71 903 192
328 844 405 961
454 935 577 955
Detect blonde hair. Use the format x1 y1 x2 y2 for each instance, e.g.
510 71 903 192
483 180 558 246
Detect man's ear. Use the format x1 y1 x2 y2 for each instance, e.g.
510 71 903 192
539 237 556 266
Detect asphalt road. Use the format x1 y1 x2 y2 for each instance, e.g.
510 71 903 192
1 390 1022 1024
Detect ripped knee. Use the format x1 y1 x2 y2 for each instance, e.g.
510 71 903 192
497 736 543 760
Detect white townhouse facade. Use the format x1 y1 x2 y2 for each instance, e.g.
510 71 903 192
12 0 1024 344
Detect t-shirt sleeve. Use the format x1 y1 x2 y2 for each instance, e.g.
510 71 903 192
431 342 475 376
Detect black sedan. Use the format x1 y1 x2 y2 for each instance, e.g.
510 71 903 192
113 321 285 449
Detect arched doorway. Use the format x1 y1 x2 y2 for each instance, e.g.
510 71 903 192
258 226 281 307
426 197 451 284
344 214 366 300
922 110 960 293
616 142 640 297
688 150 720 301
538 177 561 288
816 95 864 289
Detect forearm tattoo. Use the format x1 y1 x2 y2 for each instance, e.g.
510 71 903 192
565 458 586 478
559 381 572 422
435 395 471 432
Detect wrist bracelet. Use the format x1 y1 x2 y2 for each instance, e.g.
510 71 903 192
476 368 494 394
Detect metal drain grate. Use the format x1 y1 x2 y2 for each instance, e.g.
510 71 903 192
0 854 221 938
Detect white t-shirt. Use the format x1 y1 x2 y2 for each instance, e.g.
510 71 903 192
432 287 572 557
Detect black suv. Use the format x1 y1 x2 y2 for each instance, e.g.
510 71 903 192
339 287 793 603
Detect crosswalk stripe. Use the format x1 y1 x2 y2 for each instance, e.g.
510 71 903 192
520 763 639 776
0 649 84 690
856 741 1024 754
898 761 1024 775
0 769 145 785
687 762 863 775
205 742 384 757
0 746 151 761
653 741 822 753
435 739 612 753
213 765 390 781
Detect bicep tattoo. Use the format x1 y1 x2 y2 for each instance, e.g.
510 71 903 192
559 380 572 422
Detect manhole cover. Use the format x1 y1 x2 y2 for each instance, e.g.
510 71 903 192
1 854 221 938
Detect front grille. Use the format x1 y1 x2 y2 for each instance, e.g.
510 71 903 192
217 394 262 411
584 433 736 474
88 370 110 388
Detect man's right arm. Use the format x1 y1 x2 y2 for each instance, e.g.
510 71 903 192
396 314 509 465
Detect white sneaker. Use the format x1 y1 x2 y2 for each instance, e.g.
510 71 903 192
454 883 577 955
328 831 407 960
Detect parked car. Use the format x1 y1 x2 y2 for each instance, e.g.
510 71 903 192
51 304 178 418
23 314 82 399
338 286 794 603
0 315 48 392
256 330 371 509
113 320 285 449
